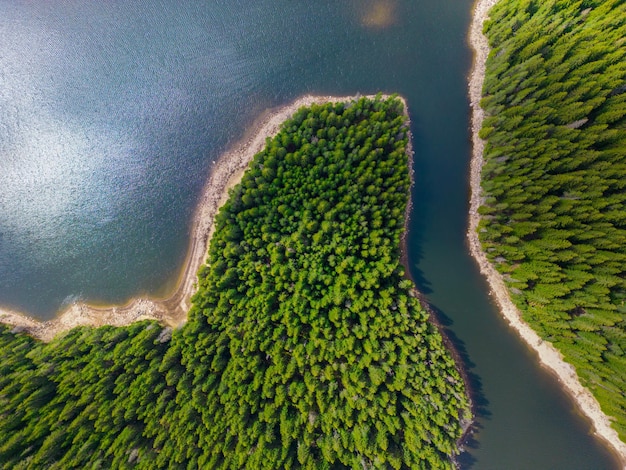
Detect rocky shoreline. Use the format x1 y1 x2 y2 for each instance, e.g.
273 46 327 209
466 0 626 464
0 94 395 343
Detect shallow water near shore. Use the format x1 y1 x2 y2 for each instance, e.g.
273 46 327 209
0 0 620 467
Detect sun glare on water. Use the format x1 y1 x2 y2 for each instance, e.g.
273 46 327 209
361 0 397 29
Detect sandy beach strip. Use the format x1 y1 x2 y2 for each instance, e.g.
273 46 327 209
466 0 626 464
0 93 403 343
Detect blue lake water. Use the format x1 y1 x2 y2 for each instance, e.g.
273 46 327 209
0 1 619 467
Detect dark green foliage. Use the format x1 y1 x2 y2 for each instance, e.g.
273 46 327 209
0 322 173 469
0 96 470 468
479 0 626 440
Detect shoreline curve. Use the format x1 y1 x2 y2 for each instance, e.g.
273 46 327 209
466 0 626 465
0 94 400 343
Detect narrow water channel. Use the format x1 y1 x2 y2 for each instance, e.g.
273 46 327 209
0 1 620 467
403 1 618 463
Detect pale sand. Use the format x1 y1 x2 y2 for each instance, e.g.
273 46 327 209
467 0 626 464
0 93 406 343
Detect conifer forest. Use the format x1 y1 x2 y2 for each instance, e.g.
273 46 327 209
0 97 471 469
478 0 626 440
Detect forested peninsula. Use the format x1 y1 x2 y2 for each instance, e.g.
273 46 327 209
470 0 626 460
0 95 357 341
0 96 471 468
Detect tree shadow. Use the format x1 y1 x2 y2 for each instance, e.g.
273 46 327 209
402 202 433 295
400 115 435 296
425 302 491 469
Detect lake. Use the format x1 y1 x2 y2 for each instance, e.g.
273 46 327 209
0 0 619 467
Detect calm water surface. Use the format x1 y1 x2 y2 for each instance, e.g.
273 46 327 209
0 1 619 467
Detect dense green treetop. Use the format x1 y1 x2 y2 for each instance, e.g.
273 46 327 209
0 96 470 468
478 0 626 439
